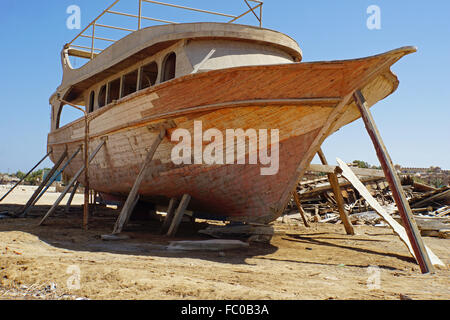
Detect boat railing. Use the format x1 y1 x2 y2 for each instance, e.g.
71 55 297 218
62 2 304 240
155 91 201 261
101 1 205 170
66 0 264 60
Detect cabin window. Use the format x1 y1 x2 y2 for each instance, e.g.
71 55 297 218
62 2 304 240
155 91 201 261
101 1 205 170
122 70 138 97
88 91 95 113
140 62 158 89
56 104 83 129
98 85 107 108
161 52 176 82
107 78 121 104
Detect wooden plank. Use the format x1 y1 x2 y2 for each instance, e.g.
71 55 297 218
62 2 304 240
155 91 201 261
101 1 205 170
411 189 450 209
337 158 445 269
0 150 53 203
292 192 310 227
317 148 355 235
354 90 436 274
308 163 385 178
112 129 166 234
167 194 191 237
38 140 106 226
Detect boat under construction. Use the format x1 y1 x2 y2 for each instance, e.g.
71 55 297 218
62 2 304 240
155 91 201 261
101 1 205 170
45 0 416 225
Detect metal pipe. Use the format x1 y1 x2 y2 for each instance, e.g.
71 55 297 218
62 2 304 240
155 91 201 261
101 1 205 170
142 0 237 18
95 23 136 32
138 0 142 29
80 34 116 43
106 10 177 24
228 4 261 24
91 24 96 59
67 0 121 46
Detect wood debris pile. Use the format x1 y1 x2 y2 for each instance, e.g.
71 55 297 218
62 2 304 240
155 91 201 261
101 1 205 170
283 170 450 238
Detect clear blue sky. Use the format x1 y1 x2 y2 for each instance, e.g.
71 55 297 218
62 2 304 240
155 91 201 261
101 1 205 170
0 0 449 174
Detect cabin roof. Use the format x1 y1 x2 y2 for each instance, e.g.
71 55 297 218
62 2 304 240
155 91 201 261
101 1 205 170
57 22 303 101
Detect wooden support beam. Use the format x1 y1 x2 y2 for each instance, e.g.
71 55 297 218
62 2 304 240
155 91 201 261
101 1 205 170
22 146 82 217
0 150 53 203
65 181 80 213
317 148 355 235
160 198 179 234
112 129 166 235
353 90 434 274
17 150 68 217
38 140 106 226
292 192 310 227
167 194 191 237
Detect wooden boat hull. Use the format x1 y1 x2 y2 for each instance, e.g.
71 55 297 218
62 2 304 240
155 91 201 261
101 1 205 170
48 47 415 223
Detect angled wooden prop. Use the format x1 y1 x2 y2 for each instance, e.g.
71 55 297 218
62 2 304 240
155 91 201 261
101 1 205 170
17 149 68 217
65 181 81 213
167 194 192 237
353 89 437 273
0 150 53 203
292 192 310 227
112 129 166 235
336 158 445 269
317 148 355 235
38 139 106 226
160 198 179 234
22 146 82 217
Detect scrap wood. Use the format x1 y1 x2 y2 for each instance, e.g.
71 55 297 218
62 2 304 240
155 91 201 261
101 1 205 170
410 188 450 208
308 163 385 178
336 158 445 268
435 206 450 217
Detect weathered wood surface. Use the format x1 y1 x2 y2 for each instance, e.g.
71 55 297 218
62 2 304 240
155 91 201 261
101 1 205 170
292 192 310 227
167 194 191 237
317 148 354 235
39 140 106 226
18 150 68 217
337 158 445 268
113 129 166 234
354 90 434 274
47 48 415 224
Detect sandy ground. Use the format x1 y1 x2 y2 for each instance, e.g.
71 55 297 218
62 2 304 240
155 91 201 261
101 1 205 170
0 186 449 300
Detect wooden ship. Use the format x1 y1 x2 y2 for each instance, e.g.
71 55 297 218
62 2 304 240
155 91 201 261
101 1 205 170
44 0 417 227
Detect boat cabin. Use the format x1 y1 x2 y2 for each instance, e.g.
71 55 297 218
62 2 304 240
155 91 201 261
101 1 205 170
50 1 302 132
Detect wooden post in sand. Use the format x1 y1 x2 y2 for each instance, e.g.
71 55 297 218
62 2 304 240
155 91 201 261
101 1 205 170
292 192 310 227
317 148 355 235
167 194 192 237
353 90 434 274
38 140 106 226
112 129 166 235
160 198 179 234
18 150 68 217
